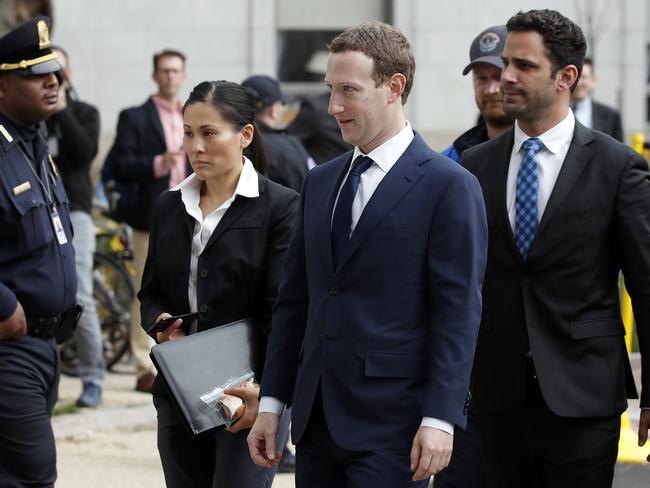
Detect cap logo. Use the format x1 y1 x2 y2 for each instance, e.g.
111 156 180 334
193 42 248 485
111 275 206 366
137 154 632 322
478 32 500 53
37 20 51 50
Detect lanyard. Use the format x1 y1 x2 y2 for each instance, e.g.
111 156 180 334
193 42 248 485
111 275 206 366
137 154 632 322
16 140 55 208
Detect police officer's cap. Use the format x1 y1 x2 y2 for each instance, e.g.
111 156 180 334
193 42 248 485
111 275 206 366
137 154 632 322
0 16 61 75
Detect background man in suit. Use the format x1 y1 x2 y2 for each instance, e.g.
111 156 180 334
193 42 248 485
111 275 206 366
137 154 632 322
571 57 624 142
462 10 650 487
104 49 188 393
437 25 515 488
248 21 487 487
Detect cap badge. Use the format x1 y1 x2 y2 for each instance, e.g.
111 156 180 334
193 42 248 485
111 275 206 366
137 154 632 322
479 32 500 53
38 20 51 50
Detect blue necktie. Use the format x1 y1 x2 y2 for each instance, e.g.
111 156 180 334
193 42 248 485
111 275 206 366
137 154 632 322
331 155 373 268
515 138 544 259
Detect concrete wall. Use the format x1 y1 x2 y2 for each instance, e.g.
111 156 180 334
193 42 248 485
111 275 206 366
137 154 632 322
50 0 648 167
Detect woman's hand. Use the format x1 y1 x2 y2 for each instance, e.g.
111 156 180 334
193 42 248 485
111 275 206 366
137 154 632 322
154 312 187 343
224 381 261 433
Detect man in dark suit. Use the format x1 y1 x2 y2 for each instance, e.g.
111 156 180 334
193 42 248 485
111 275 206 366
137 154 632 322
248 21 488 487
104 49 189 393
461 10 650 487
571 57 623 142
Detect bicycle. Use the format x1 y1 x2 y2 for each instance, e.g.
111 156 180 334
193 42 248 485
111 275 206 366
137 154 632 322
59 210 135 376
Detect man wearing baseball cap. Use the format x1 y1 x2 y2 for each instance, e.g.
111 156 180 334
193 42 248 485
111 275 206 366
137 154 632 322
242 74 311 192
0 16 78 487
441 25 513 163
437 25 513 488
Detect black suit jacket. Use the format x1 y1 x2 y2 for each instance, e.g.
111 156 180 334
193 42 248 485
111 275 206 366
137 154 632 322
462 121 650 417
138 174 298 334
138 174 298 396
592 100 624 143
104 97 189 231
287 93 352 164
259 122 309 192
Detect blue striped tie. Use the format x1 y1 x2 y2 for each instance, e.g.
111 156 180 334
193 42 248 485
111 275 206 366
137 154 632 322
331 156 373 268
515 138 544 259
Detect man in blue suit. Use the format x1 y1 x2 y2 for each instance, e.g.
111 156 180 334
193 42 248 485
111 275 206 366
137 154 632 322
248 21 488 487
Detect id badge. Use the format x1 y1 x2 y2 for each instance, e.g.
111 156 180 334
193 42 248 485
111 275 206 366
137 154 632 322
50 206 68 245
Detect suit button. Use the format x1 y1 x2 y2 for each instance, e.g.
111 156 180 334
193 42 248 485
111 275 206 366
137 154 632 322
199 304 208 314
199 268 208 279
522 277 531 284
328 286 339 296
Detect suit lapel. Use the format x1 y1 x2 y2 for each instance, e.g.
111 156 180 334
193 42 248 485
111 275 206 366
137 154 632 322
201 175 265 255
334 134 426 272
145 98 166 149
488 131 520 258
317 153 353 279
535 122 594 239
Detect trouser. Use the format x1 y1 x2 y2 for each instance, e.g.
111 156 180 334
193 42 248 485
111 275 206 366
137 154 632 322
70 211 105 385
0 336 60 487
154 393 290 487
295 387 430 488
480 369 620 488
130 229 155 376
432 406 485 487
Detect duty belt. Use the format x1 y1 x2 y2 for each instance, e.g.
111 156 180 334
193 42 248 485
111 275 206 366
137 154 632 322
26 314 63 339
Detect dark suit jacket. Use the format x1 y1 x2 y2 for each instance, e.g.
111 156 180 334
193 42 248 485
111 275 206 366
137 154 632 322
261 132 488 454
462 121 650 418
104 97 189 231
138 174 298 396
287 93 352 164
259 122 309 192
592 100 624 142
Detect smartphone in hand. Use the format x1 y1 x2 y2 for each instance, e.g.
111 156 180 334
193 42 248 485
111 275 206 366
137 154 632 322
147 312 198 336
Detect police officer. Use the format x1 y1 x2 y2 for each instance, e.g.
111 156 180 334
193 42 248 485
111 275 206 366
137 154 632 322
242 74 312 192
0 16 78 487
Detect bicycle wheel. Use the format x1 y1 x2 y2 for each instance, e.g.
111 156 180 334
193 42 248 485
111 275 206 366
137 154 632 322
93 252 134 370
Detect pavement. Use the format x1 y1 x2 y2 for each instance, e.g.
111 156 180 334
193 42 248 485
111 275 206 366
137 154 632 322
53 355 650 487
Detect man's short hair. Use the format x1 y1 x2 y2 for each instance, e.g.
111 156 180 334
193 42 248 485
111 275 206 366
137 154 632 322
153 49 186 71
328 21 415 104
506 9 586 88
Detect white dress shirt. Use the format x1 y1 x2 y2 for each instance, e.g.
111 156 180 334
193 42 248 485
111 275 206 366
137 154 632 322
171 157 259 331
572 96 593 129
260 122 455 436
507 110 575 231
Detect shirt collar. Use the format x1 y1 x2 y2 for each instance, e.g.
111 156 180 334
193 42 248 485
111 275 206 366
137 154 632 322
351 121 414 173
513 109 575 155
152 94 182 113
171 156 260 217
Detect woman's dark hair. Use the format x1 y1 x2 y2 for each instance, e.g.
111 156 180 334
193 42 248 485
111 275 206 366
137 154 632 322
183 80 267 175
507 10 586 91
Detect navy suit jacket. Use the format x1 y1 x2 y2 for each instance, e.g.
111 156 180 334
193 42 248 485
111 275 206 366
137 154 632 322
261 132 488 454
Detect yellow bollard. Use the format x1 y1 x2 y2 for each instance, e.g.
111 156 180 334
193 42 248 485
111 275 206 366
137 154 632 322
617 278 649 462
617 133 650 462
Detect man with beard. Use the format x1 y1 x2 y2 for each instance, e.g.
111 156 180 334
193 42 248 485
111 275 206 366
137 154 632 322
441 25 513 164
462 10 650 486
435 25 512 488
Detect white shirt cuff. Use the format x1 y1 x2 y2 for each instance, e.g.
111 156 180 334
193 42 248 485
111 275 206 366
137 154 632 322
259 396 285 415
421 416 455 436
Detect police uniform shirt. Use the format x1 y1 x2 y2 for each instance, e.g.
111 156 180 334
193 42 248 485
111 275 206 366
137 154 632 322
0 112 76 320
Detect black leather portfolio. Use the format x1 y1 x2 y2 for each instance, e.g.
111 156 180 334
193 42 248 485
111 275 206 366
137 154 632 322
149 317 265 436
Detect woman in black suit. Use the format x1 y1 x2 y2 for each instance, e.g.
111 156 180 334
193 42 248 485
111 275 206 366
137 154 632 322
138 80 298 488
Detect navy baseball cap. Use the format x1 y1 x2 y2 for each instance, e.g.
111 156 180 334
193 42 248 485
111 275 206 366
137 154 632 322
0 16 61 75
242 75 291 107
462 25 507 76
